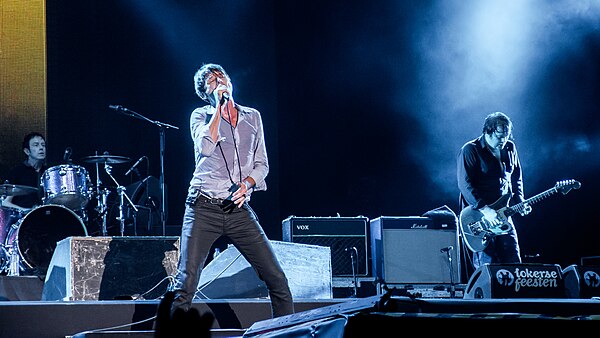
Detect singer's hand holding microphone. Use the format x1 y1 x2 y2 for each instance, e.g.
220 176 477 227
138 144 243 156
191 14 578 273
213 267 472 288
213 84 230 106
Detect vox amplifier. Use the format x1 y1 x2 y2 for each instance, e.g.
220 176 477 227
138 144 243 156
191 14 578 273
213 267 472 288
282 216 370 277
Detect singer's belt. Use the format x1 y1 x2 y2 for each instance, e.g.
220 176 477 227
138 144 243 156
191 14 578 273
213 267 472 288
197 192 228 205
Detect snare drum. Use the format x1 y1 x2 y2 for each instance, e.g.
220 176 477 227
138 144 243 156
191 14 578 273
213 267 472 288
42 164 91 210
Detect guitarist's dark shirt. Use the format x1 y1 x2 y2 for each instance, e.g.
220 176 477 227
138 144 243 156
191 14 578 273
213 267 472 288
457 135 524 211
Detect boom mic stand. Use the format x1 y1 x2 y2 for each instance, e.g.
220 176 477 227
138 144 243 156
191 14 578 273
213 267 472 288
104 162 138 236
109 105 179 235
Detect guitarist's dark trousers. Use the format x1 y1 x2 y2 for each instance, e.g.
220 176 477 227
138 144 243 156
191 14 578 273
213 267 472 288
472 228 521 270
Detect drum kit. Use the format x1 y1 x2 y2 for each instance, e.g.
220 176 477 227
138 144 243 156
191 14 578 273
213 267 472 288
0 154 139 275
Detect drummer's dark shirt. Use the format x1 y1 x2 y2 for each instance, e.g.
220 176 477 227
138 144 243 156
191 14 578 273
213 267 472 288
7 161 48 208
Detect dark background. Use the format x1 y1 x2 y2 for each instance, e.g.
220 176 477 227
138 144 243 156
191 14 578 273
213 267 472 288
28 1 600 282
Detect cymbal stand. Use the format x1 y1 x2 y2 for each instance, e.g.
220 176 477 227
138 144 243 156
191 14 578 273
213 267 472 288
104 162 137 236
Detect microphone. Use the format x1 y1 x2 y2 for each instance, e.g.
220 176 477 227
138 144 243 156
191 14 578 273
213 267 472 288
220 92 230 104
109 104 132 113
63 147 73 162
440 246 453 253
125 156 145 176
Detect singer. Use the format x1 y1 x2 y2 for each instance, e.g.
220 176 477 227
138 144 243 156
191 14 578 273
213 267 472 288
2 132 49 213
169 63 294 320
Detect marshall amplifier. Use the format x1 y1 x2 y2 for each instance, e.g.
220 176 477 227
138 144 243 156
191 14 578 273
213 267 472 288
370 216 460 285
282 216 370 277
464 263 566 299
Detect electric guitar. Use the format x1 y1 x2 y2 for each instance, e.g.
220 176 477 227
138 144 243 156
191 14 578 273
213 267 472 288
460 179 581 252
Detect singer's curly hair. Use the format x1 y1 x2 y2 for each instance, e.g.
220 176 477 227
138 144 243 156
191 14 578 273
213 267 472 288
194 63 230 103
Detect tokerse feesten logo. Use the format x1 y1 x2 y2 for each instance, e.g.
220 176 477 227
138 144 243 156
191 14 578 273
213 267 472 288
584 270 600 288
495 267 560 292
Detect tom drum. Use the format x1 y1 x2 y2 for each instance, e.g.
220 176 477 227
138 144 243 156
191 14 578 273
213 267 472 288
42 164 91 210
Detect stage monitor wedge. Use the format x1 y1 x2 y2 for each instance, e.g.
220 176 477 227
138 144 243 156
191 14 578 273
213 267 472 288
464 263 566 299
563 264 600 298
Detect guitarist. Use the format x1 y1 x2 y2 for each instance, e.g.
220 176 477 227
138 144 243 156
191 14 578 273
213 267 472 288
457 112 532 271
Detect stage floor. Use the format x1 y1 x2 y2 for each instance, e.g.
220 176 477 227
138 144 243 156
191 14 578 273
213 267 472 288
1 289 600 337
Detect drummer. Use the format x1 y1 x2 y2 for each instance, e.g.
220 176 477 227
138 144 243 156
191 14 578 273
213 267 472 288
2 132 48 213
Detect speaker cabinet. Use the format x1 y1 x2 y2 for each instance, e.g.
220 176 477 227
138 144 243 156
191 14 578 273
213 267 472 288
282 216 370 277
197 241 332 299
464 263 566 299
370 216 459 285
42 236 179 301
563 264 600 298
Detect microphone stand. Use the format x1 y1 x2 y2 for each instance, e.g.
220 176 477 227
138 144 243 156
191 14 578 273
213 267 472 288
346 247 359 298
442 247 456 298
111 106 179 236
104 162 138 236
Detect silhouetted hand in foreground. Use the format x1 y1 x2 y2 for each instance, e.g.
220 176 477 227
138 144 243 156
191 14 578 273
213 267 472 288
154 291 214 338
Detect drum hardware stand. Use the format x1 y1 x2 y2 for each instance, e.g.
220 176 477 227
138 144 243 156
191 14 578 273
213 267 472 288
95 187 111 236
0 194 10 274
109 105 179 235
89 151 113 236
100 188 110 236
104 162 137 236
7 237 20 276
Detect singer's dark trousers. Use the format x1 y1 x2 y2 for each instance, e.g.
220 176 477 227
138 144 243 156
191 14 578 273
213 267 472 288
171 188 294 318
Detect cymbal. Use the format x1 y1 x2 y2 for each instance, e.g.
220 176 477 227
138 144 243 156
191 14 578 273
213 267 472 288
80 155 131 164
0 184 38 196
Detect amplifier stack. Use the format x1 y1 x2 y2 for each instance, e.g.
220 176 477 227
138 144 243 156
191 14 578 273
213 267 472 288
282 214 461 297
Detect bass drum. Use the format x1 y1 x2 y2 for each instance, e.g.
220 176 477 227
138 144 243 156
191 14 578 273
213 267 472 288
5 204 88 272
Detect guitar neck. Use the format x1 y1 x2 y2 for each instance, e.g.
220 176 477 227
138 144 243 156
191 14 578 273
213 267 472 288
505 187 558 217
